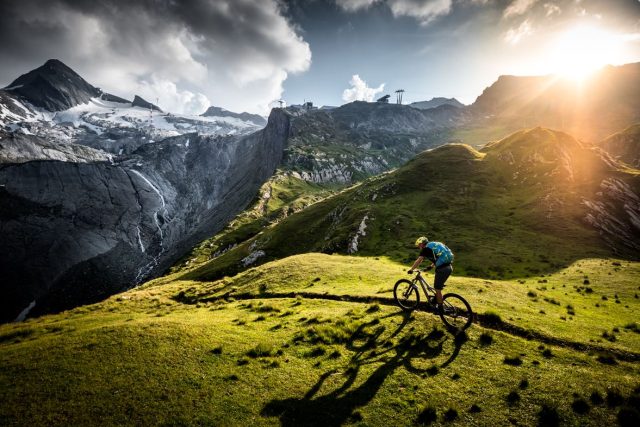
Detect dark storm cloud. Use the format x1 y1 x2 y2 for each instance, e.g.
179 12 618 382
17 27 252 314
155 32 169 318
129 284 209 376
0 0 311 113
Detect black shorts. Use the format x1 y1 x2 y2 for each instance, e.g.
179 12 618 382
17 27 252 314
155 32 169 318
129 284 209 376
434 264 453 290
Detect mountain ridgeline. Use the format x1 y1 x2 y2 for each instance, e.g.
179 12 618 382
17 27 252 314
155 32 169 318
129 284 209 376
469 63 640 141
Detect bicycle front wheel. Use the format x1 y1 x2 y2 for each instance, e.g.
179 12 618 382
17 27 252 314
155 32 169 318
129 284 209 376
393 279 420 311
439 293 473 331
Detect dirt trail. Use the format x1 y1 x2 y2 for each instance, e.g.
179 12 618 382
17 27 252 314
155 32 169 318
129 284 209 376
174 290 640 363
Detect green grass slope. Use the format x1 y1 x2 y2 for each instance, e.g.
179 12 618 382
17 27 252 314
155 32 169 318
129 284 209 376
1 254 639 426
178 127 640 283
170 172 336 272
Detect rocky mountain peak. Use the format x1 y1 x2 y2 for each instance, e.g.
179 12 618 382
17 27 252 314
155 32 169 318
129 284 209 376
201 106 266 127
4 59 101 111
410 97 464 110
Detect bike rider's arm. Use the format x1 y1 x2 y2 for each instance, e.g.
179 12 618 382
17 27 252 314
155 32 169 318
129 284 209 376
408 256 424 273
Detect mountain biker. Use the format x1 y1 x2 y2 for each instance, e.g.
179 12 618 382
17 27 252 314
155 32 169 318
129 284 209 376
407 237 454 305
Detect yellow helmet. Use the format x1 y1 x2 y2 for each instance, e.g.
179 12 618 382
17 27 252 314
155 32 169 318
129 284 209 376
415 236 428 246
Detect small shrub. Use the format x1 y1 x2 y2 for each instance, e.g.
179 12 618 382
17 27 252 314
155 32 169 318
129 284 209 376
417 406 437 425
254 315 266 322
527 290 537 298
583 279 590 285
542 349 553 358
571 398 590 414
538 404 560 427
469 404 481 413
506 391 521 405
443 408 458 422
504 356 523 366
210 346 223 355
451 373 461 380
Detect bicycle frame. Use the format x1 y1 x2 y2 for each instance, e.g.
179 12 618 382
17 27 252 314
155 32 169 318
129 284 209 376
411 271 436 302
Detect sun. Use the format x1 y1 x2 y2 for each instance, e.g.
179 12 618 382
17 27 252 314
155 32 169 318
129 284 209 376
550 25 623 81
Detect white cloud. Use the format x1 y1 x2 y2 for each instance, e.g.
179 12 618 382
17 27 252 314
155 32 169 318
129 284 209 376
136 76 210 116
387 0 453 24
342 75 385 102
335 0 381 11
0 0 311 114
503 19 534 44
543 3 561 16
503 0 538 18
337 0 453 25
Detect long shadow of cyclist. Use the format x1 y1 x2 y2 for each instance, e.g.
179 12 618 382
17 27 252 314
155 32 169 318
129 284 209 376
261 311 468 426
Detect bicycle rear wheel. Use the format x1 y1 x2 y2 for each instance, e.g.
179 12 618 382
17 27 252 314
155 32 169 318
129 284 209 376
439 293 473 331
393 279 420 311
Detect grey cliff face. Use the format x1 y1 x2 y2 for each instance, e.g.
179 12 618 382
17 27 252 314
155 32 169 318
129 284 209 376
0 109 289 322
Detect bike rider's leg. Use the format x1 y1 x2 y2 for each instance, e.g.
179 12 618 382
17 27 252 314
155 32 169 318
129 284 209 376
434 264 453 305
435 289 443 305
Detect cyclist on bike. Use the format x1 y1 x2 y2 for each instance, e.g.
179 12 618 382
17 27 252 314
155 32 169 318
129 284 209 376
407 236 454 305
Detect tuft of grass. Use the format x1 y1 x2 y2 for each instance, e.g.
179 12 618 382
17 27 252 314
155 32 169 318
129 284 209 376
306 346 326 358
246 343 273 358
469 404 482 413
210 346 223 355
443 408 458 422
590 391 604 405
417 406 437 425
596 353 617 365
538 404 560 427
571 398 590 414
504 356 523 366
519 379 529 389
606 390 624 407
506 391 521 405
542 349 553 358
479 332 493 346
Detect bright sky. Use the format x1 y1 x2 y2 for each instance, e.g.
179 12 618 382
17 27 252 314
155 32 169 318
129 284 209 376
1 0 639 113
282 0 640 107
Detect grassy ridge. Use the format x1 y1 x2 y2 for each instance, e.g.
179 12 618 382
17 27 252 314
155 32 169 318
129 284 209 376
178 128 638 283
1 253 639 425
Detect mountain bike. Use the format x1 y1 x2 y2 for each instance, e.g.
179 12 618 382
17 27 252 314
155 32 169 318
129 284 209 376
393 269 473 331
